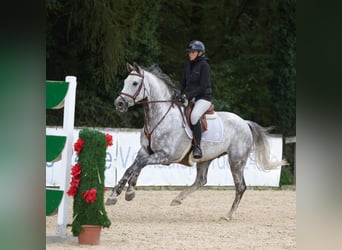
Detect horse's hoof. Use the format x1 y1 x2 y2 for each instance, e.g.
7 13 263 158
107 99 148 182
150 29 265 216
105 197 118 205
219 216 232 222
170 199 182 206
125 190 135 201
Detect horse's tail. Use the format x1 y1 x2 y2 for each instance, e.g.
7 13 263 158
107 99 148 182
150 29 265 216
246 120 287 171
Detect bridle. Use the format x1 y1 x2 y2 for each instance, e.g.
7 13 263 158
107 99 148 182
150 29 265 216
118 70 181 154
119 71 176 105
119 71 146 105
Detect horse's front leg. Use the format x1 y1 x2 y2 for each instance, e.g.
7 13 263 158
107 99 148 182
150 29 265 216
106 148 148 205
124 168 142 202
124 149 171 202
105 159 138 205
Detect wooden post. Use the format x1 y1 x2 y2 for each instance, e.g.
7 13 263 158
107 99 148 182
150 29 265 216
55 76 77 235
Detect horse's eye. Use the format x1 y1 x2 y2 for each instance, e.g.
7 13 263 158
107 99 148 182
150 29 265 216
133 81 138 86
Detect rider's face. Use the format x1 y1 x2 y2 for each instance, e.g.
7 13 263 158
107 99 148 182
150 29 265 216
188 50 200 61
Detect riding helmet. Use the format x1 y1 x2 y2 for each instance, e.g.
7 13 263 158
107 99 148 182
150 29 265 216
186 40 205 53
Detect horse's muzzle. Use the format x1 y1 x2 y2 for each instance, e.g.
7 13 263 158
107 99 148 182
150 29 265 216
114 96 128 112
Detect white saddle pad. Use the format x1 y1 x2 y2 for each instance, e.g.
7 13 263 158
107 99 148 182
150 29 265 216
184 113 223 143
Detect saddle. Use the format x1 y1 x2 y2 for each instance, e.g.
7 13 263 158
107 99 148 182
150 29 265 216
185 102 215 132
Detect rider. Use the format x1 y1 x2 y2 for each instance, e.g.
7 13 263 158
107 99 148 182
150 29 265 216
178 40 212 159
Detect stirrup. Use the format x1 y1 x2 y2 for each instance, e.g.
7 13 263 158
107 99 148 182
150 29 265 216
193 145 202 159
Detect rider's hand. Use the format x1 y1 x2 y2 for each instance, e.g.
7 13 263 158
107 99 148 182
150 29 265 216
173 92 187 106
180 94 188 106
180 94 186 103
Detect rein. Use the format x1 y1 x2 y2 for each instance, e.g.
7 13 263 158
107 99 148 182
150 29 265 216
142 102 173 154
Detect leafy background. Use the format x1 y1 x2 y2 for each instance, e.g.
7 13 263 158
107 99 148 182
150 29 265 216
46 0 296 184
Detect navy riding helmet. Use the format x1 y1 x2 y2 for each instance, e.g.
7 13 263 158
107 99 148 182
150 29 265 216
186 40 205 53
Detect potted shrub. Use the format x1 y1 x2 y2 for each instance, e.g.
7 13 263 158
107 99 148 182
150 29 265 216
67 129 112 245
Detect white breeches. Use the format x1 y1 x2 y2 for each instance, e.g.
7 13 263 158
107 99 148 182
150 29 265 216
190 99 212 125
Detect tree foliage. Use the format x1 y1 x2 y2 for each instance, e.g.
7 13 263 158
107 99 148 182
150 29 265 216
46 0 296 137
269 0 296 136
46 0 161 127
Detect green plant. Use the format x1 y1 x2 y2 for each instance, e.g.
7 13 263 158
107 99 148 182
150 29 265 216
67 129 112 236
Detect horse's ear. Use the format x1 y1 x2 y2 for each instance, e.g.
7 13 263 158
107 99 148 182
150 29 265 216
133 62 141 74
126 62 134 72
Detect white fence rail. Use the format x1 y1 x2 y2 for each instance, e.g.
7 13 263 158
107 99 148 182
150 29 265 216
47 128 283 187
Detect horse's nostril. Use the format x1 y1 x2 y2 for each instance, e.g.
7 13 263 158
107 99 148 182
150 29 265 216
115 99 124 107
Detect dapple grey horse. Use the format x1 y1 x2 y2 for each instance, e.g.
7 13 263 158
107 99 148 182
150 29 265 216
106 62 286 220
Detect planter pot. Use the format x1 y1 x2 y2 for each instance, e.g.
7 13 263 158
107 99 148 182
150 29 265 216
78 225 101 245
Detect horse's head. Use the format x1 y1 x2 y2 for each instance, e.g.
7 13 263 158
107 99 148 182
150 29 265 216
114 62 146 112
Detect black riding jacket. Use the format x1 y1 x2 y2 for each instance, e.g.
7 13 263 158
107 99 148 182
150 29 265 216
179 55 212 102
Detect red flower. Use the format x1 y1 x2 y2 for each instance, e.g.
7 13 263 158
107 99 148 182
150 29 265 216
82 188 97 203
71 163 81 177
105 133 113 147
66 163 82 196
72 177 80 187
66 176 81 196
67 185 78 196
74 138 84 154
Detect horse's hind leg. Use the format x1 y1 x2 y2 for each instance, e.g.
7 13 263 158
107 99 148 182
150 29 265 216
171 160 211 206
222 157 247 221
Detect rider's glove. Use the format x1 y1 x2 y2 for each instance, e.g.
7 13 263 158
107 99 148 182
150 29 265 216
179 94 186 104
180 94 188 106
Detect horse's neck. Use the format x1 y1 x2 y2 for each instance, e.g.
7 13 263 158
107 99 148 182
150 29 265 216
144 72 171 101
143 72 178 127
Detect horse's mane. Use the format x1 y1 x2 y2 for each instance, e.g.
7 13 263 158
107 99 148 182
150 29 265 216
142 64 178 93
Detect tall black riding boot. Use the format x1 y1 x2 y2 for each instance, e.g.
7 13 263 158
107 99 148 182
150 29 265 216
192 120 202 159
